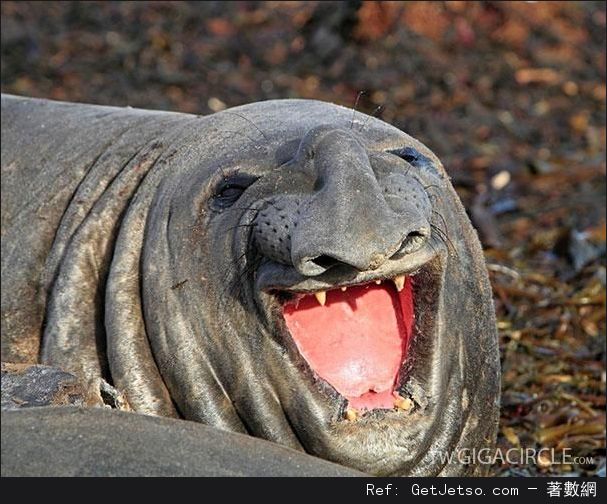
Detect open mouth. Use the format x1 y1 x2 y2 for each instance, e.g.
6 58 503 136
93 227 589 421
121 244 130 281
254 245 441 422
282 277 414 413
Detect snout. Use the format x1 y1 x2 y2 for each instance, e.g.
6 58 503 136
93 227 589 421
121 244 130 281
253 127 432 276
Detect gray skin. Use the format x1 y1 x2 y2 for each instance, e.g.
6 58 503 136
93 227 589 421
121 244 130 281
1 407 364 476
1 94 500 476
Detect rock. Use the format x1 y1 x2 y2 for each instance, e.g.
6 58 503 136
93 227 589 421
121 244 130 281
553 228 606 274
1 362 88 410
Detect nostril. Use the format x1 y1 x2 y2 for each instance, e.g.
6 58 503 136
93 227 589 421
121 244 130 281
407 229 428 240
310 255 341 269
395 228 429 256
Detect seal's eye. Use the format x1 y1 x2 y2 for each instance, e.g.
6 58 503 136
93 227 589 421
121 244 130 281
219 185 244 200
389 146 441 178
390 146 424 165
212 173 258 210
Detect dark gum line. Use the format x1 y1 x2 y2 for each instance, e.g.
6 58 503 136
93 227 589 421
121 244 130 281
271 275 411 306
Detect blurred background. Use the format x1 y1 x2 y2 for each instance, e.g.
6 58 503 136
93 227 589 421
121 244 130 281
1 1 605 476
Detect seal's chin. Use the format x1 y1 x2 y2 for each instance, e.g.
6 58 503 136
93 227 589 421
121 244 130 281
282 279 414 412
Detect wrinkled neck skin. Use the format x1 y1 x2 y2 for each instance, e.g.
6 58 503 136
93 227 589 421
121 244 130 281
28 98 499 476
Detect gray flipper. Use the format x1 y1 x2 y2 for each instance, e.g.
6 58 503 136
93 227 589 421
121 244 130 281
1 407 364 476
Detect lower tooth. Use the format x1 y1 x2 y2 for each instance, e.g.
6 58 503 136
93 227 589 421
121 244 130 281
394 395 414 411
345 408 359 421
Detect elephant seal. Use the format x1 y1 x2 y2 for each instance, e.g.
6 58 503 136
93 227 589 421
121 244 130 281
1 94 500 476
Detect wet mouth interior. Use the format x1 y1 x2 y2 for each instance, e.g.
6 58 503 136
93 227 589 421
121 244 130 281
283 278 414 411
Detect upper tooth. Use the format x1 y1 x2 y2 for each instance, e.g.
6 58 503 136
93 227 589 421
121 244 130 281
393 275 406 292
341 286 347 291
375 279 382 285
314 291 326 306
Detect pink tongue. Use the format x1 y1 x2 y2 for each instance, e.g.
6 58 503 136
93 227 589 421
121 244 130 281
283 281 413 410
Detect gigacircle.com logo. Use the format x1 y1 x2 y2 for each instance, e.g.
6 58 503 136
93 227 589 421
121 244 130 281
437 447 594 466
